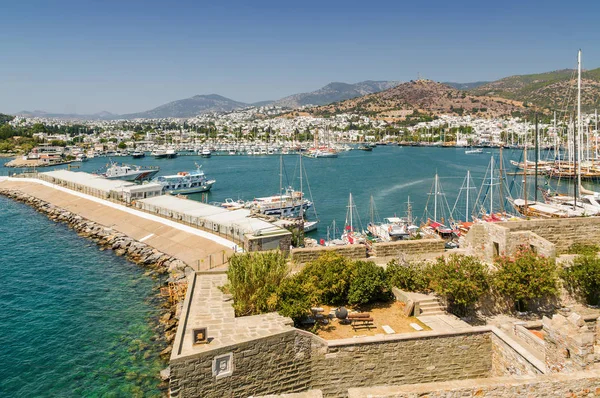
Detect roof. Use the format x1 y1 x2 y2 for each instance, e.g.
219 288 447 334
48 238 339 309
42 170 135 193
139 195 288 236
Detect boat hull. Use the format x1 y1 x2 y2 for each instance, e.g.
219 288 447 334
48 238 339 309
166 181 215 195
105 169 159 182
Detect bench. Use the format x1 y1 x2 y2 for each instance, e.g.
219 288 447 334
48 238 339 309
348 313 374 330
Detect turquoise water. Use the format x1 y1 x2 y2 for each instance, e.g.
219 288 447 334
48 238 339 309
0 197 164 397
3 147 596 239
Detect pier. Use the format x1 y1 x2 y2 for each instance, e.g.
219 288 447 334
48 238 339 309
0 177 236 270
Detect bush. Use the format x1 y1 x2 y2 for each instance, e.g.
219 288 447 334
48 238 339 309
301 252 355 305
493 246 559 311
428 254 490 315
276 274 317 323
223 251 289 316
561 254 600 305
385 259 430 292
348 261 392 305
567 243 600 256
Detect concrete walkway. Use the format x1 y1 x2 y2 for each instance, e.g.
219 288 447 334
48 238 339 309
417 314 473 332
0 179 236 269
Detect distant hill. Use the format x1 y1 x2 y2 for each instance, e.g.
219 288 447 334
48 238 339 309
309 80 525 119
470 68 600 111
120 94 249 119
0 113 14 124
273 80 400 108
443 81 489 90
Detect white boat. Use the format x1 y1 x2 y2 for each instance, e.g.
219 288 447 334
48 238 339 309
341 193 365 245
245 188 312 217
102 162 159 182
152 165 215 194
221 198 245 210
465 148 483 154
200 148 212 158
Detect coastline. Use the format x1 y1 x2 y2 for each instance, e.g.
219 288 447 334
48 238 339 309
0 188 191 387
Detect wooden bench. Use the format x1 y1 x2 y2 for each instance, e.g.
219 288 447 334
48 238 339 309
348 313 374 330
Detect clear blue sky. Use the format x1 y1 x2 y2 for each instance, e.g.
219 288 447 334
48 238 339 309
2 0 598 114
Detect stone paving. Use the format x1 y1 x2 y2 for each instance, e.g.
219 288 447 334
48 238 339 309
174 272 294 359
417 314 473 332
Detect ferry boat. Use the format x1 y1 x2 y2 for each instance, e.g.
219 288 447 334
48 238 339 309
152 166 215 194
245 188 312 217
152 148 178 159
102 162 159 182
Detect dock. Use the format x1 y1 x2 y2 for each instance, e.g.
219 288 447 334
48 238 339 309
0 178 236 270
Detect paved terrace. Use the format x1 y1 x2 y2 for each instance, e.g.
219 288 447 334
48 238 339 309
172 272 294 359
0 179 236 269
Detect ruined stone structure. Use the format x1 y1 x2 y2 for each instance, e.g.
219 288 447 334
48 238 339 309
168 272 600 398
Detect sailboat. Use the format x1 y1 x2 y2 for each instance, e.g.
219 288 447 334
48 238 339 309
422 173 456 239
298 154 319 232
341 193 365 245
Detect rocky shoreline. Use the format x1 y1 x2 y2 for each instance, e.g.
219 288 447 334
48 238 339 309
0 188 192 388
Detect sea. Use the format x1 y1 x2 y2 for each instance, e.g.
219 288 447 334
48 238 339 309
0 146 594 395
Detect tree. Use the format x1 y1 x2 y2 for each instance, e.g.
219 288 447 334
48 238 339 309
493 246 559 311
561 254 600 305
428 254 489 315
222 251 289 316
348 261 392 305
117 141 127 150
385 259 430 292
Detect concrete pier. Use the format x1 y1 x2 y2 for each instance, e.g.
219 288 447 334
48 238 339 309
0 179 235 270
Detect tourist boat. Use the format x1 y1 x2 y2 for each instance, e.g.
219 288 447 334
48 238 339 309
131 151 145 159
102 162 159 182
245 188 312 217
152 148 168 159
464 148 483 154
152 165 215 194
200 148 212 158
165 148 177 158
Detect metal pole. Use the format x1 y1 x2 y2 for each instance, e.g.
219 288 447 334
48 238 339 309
535 115 539 202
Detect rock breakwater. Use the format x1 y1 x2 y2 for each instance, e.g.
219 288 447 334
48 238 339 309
0 188 193 381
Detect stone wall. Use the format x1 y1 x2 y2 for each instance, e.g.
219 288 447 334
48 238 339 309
170 330 323 398
490 331 544 376
346 371 600 398
371 238 445 258
543 313 596 373
290 244 367 264
311 330 493 397
513 323 545 353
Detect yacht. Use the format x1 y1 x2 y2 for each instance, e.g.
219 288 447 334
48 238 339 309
102 162 159 182
245 188 312 217
132 151 145 159
200 148 212 158
152 165 215 194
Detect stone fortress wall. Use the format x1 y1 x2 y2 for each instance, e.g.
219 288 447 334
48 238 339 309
167 271 600 398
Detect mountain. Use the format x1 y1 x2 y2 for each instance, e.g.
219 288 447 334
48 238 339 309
309 80 525 118
120 94 249 119
15 110 116 120
443 81 489 90
470 68 600 111
273 80 401 108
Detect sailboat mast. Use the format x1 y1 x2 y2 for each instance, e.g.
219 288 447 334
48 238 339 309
535 115 539 202
489 156 494 215
466 171 470 222
524 145 528 209
350 193 353 231
434 174 438 222
499 147 505 214
596 109 598 160
553 111 557 160
577 49 582 190
279 155 283 219
370 196 374 224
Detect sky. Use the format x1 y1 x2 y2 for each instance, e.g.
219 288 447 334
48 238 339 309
1 0 599 115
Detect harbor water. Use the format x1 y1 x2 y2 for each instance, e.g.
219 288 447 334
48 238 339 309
0 196 164 397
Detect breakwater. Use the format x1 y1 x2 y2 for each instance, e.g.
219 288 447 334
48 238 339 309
0 188 192 380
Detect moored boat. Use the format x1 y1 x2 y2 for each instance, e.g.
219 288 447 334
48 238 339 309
152 165 215 194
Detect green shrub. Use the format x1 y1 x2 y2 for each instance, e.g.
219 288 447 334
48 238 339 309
561 255 600 305
348 261 393 305
567 243 600 256
301 252 355 305
493 246 559 311
385 259 431 292
276 274 317 323
428 254 489 315
223 251 289 316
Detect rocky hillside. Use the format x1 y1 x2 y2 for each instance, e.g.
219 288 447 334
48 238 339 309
120 94 248 119
309 80 525 119
471 68 600 111
273 80 400 108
